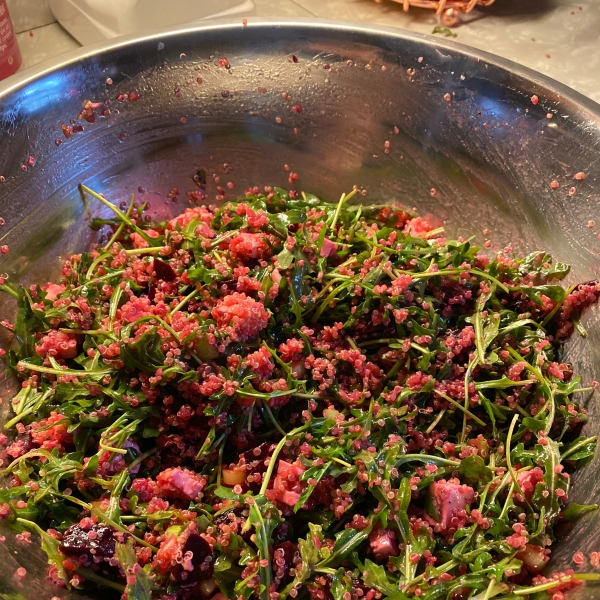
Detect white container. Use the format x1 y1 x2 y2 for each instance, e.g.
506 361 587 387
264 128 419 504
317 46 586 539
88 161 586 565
49 0 255 44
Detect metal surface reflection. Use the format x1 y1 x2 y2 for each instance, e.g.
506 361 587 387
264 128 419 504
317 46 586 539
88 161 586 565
0 19 599 600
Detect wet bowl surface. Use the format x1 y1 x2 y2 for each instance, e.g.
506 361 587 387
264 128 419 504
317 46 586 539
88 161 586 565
1 18 600 600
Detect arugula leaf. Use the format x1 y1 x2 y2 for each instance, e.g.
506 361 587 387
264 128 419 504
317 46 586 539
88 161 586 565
471 283 497 365
519 251 570 281
115 538 152 600
363 559 408 599
294 462 330 512
458 455 493 484
120 327 165 373
246 500 282 600
186 263 227 285
4 384 54 429
475 376 535 390
281 524 323 598
277 248 294 269
13 286 48 357
561 436 597 466
330 567 352 600
319 524 373 568
517 285 568 306
16 518 67 584
432 25 457 37
531 439 567 525
562 502 598 522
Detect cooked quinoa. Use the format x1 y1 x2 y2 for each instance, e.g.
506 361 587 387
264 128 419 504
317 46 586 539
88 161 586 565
0 185 598 600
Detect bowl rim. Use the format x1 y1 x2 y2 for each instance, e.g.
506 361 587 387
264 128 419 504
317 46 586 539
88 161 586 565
1 17 600 119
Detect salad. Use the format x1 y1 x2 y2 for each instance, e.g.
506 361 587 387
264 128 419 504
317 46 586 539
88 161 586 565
0 184 598 600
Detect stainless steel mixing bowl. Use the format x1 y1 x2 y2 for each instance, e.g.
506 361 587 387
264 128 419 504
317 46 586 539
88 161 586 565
1 19 600 600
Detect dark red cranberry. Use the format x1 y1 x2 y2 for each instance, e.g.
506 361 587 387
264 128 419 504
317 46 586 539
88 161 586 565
153 258 176 281
232 430 258 452
272 521 292 544
59 524 116 559
171 531 213 587
238 442 273 491
272 541 298 586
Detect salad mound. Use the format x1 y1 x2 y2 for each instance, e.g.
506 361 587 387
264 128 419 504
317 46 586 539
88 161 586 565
0 185 598 600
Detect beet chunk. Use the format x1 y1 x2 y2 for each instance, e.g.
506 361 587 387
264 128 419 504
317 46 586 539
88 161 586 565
272 541 298 586
172 531 214 588
273 521 293 545
238 442 273 492
153 258 176 281
59 524 116 559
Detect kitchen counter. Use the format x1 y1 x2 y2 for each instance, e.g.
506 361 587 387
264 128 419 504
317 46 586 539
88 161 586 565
5 0 600 104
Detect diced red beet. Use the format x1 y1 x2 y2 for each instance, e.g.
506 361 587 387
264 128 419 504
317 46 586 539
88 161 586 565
236 442 273 492
428 479 475 533
516 467 544 502
272 541 298 586
156 467 207 501
171 531 214 587
368 528 399 561
153 258 177 281
320 237 338 258
276 460 305 479
44 283 66 301
59 524 116 559
147 283 156 302
265 460 306 507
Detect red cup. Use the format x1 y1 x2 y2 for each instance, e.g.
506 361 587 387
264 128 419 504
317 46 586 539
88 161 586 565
0 0 22 81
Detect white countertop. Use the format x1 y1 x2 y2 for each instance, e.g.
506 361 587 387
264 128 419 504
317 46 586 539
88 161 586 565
5 0 600 104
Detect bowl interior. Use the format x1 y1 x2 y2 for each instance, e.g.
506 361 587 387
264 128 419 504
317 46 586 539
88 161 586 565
1 20 600 599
